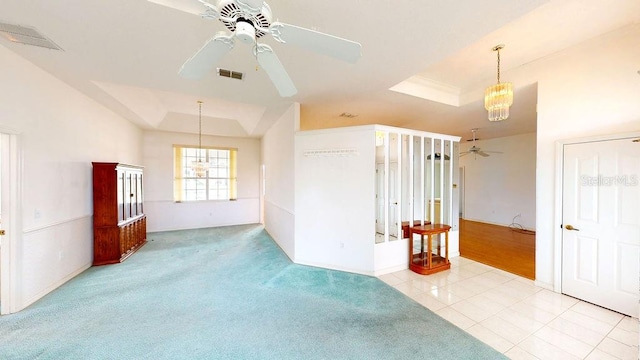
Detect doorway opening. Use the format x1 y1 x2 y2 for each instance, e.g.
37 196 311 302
458 132 537 279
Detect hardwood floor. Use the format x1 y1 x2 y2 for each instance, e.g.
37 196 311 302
459 219 536 280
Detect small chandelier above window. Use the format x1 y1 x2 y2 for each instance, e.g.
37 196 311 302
484 44 513 122
191 100 209 178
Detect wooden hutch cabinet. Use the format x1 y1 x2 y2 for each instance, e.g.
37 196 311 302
92 162 147 265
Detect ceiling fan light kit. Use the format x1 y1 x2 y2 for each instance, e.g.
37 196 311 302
235 20 256 44
484 44 513 122
152 0 362 97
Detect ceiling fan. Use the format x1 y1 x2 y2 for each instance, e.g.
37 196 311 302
459 129 501 159
148 0 362 97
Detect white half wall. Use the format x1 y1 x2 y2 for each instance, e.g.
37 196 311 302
295 127 377 275
460 132 536 229
0 44 142 312
261 103 298 259
143 130 261 232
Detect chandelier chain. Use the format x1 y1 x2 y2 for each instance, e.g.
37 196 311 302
496 48 501 84
198 100 203 161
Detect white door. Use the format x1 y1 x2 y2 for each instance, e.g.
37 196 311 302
562 137 640 317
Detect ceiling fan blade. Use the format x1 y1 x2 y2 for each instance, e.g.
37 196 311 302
269 22 362 64
255 44 297 97
179 33 235 79
147 0 203 16
477 151 490 157
459 152 470 157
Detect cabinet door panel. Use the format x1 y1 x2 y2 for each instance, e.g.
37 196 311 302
125 172 132 220
137 172 144 215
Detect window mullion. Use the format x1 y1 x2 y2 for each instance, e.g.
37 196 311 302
206 149 210 200
174 146 234 202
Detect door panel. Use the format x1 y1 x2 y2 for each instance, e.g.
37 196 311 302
577 155 598 222
574 235 597 284
562 138 640 317
117 169 124 223
618 243 639 295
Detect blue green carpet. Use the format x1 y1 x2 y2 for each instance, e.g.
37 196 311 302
0 225 506 359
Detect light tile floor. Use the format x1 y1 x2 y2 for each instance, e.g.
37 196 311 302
379 256 639 360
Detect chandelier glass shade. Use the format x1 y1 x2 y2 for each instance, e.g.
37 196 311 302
191 101 209 177
484 44 513 122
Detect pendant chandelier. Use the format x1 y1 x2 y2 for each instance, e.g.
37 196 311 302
484 44 513 122
191 100 209 177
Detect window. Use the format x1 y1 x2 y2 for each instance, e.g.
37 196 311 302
174 146 237 201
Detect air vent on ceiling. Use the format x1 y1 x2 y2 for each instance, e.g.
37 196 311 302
0 22 63 50
217 68 243 80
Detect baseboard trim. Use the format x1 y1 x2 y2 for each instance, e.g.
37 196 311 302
534 280 554 291
461 218 535 232
374 264 407 276
20 262 91 311
294 259 374 277
147 221 261 234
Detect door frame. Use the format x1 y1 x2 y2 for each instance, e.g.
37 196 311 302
0 128 21 315
553 130 640 293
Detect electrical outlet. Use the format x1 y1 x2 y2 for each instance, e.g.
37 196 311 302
34 209 42 219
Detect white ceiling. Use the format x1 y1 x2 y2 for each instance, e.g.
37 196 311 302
1 0 638 141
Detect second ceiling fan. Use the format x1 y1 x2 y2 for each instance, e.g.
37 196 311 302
460 129 502 159
149 0 363 97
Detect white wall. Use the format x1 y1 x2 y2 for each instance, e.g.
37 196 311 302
459 132 536 229
533 24 640 289
0 44 142 312
261 103 298 259
143 130 261 232
295 127 377 274
294 126 461 276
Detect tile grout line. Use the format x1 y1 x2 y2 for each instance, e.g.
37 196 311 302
381 260 638 360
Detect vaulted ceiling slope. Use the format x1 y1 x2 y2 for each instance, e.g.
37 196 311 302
1 0 638 140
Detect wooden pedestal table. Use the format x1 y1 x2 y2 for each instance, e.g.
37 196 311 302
409 224 451 275
400 220 431 239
